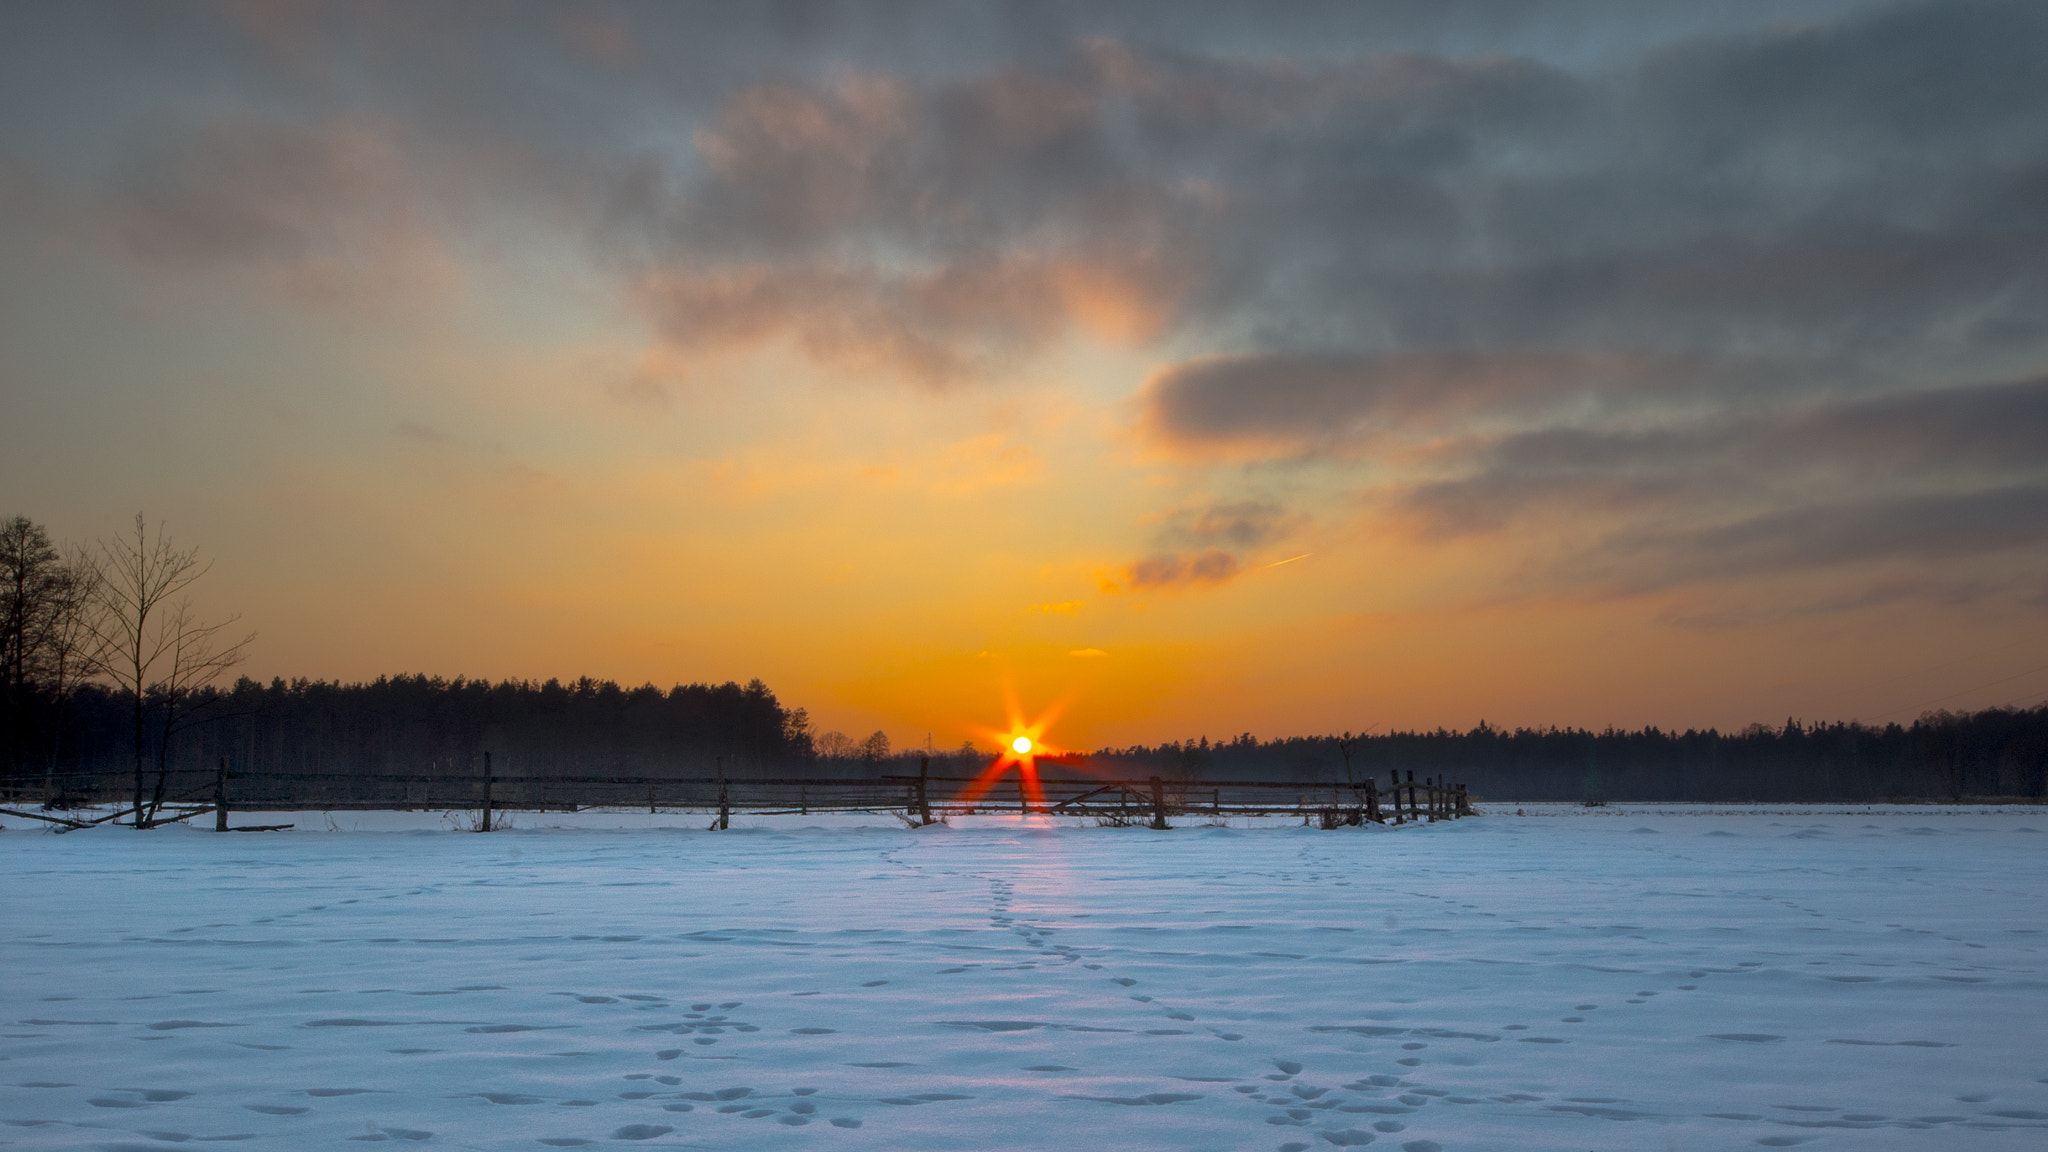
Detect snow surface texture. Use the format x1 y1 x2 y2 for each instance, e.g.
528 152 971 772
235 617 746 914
3 805 2046 1150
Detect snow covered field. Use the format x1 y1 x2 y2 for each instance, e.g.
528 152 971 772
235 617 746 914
4 805 2045 1150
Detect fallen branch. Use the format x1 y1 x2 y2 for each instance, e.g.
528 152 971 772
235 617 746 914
139 806 214 829
0 806 92 829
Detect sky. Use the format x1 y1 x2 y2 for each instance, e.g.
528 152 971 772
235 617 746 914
3 0 2047 750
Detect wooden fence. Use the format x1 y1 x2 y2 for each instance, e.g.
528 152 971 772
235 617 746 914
1 758 1472 832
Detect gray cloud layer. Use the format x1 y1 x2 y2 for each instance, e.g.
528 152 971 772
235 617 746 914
4 0 2045 610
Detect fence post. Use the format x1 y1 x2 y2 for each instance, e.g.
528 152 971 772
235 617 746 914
215 756 229 832
480 752 493 832
1149 776 1169 830
916 757 932 825
1366 777 1379 823
716 757 730 831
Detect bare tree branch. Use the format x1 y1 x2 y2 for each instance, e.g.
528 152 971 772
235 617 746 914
79 515 254 826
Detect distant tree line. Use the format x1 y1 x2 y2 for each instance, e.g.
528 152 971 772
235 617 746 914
1092 711 2048 802
30 674 814 789
12 515 2046 810
811 727 983 774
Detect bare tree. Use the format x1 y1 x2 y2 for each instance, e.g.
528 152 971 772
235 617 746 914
41 552 100 708
1335 725 1379 788
80 515 253 827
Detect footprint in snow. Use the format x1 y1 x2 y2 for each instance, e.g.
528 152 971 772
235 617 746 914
1062 1093 1202 1106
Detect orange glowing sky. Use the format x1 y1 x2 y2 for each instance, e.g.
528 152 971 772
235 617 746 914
4 2 2047 750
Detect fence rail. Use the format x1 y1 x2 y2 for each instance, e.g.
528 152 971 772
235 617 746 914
2 759 1473 831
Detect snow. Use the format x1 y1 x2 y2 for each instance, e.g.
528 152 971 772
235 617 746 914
3 804 2046 1150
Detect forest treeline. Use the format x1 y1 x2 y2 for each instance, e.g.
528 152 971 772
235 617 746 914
7 514 2046 805
10 678 2047 804
1093 710 2048 803
15 674 817 787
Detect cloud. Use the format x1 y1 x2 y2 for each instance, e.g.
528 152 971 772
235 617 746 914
1158 499 1303 550
1389 374 2048 540
106 117 454 308
41 1 2048 407
1601 484 2048 592
12 0 2048 626
1068 647 1109 658
1141 351 1650 453
1104 499 1302 594
1125 548 1242 589
634 250 1178 385
1657 575 2013 631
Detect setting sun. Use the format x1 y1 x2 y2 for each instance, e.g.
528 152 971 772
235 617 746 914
1011 736 1033 754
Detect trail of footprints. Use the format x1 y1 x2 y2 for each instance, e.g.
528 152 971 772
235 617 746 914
19 834 2046 1147
12 978 2048 1147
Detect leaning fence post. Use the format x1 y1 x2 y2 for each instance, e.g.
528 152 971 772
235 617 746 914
716 757 730 831
1149 776 1169 830
916 757 932 825
479 751 493 832
215 756 229 832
